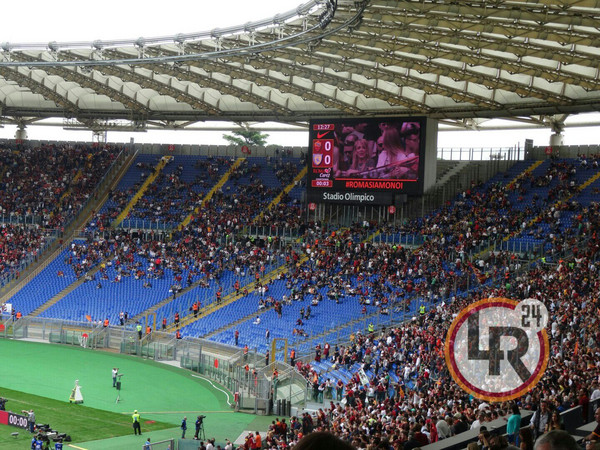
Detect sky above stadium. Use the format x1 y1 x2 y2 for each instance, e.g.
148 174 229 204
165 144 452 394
0 0 599 150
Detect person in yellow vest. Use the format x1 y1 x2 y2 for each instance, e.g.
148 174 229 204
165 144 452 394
367 323 374 334
419 305 426 315
132 410 141 435
136 323 143 339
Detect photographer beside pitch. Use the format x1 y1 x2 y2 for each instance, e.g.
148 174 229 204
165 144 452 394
22 408 35 433
195 415 206 440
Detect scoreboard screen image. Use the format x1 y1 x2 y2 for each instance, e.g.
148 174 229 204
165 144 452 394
307 117 427 204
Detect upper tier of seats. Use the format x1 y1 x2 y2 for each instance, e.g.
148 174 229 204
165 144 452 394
0 144 121 228
88 154 305 231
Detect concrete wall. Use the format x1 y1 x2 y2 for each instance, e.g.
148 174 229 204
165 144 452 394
423 118 439 193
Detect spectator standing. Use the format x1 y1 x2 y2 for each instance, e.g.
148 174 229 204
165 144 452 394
452 413 468 435
507 404 521 444
581 389 591 423
585 408 600 443
254 432 262 450
545 410 564 432
436 416 451 440
530 400 552 440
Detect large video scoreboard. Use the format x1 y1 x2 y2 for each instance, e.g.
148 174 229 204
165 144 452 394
307 117 427 205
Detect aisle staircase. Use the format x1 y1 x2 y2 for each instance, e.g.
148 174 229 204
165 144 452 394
27 257 106 317
112 155 173 227
202 303 278 339
177 157 246 230
502 168 600 244
59 169 83 203
469 160 547 259
129 276 208 324
506 160 543 189
166 255 308 332
253 166 307 224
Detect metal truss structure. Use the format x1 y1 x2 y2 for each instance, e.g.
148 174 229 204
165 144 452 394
0 0 599 134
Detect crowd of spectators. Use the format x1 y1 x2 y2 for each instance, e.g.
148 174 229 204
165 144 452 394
0 224 52 286
104 155 303 229
50 225 286 323
2 147 600 449
5 151 306 324
69 155 595 335
279 234 600 449
0 144 120 228
278 159 600 449
0 143 121 285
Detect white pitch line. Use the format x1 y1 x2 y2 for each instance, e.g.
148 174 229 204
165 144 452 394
191 373 233 406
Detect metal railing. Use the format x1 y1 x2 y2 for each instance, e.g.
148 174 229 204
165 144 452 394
243 225 304 240
0 214 45 225
118 218 177 231
438 147 525 161
0 317 307 413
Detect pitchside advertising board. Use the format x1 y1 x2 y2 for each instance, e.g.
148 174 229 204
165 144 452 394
307 117 427 205
0 410 29 429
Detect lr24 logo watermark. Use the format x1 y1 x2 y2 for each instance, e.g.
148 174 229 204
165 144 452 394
445 298 550 402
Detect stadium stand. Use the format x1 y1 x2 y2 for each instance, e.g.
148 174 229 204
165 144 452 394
0 144 120 228
0 224 54 288
2 145 600 450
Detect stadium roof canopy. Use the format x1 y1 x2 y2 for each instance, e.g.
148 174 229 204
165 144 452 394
0 0 599 133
